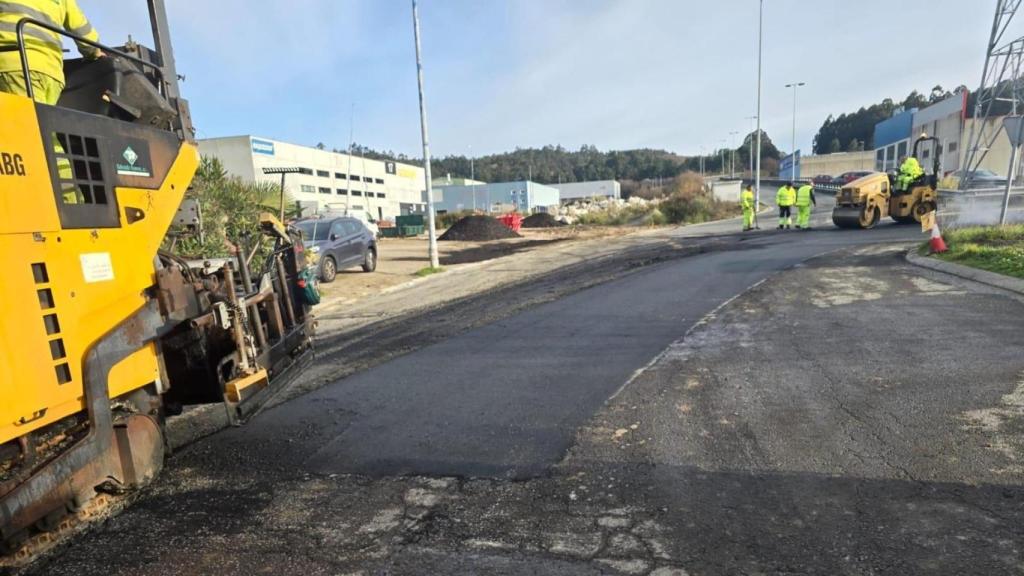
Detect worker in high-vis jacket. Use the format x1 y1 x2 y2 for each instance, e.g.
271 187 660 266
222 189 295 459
0 0 103 105
740 184 756 231
794 182 816 229
776 182 796 229
895 156 924 192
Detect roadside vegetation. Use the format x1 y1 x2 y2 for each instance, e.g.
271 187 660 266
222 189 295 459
933 225 1024 279
575 173 739 226
169 157 294 261
415 266 446 277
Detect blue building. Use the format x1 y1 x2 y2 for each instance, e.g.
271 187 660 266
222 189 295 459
873 108 917 172
434 181 561 214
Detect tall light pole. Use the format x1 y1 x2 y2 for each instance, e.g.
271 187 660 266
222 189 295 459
412 0 439 269
469 145 476 212
785 81 806 179
745 115 758 178
729 131 740 178
754 0 764 227
720 139 727 176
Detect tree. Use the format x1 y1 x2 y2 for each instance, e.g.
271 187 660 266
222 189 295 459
829 138 842 153
171 157 293 269
929 85 951 103
847 138 862 152
316 142 326 151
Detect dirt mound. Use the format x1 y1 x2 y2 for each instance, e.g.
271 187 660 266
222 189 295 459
521 213 567 228
439 215 521 241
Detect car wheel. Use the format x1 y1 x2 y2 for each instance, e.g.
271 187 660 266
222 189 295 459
362 248 377 273
321 256 337 283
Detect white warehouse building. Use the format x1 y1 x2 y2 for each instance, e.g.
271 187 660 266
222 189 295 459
557 180 621 202
197 136 429 221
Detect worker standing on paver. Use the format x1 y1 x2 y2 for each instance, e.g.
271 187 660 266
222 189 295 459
0 0 103 104
776 182 796 229
741 184 756 231
896 156 924 192
794 182 816 229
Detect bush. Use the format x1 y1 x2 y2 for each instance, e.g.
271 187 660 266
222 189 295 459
168 157 293 273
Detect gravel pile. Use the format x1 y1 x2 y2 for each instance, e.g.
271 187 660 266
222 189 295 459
521 213 567 228
439 215 521 241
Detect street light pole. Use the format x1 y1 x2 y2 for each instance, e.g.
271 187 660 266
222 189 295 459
754 0 764 228
746 115 757 178
720 140 727 176
469 145 476 212
785 81 806 179
411 0 439 269
729 131 740 178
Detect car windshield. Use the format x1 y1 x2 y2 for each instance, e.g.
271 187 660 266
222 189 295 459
295 220 331 241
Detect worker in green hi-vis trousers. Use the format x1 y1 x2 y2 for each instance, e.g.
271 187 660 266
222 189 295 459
795 182 816 230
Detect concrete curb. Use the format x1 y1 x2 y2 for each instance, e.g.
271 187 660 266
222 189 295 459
905 248 1024 296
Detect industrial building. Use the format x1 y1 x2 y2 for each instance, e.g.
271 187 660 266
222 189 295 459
872 93 1012 176
197 136 429 221
434 181 560 214
557 180 621 202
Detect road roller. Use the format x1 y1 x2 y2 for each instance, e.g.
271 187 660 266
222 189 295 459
832 135 940 229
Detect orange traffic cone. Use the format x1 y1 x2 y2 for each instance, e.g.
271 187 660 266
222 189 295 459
930 223 948 254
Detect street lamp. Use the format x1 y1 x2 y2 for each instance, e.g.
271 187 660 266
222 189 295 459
719 139 727 177
263 167 308 221
745 115 758 178
785 81 807 178
754 0 764 228
729 131 740 178
411 0 439 269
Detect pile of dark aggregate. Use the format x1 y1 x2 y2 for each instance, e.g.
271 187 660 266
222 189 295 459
439 216 521 241
521 213 567 228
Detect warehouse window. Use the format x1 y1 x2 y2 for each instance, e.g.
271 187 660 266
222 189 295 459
299 168 313 175
335 172 344 179
375 178 384 184
349 174 360 181
319 187 331 194
317 170 330 178
352 191 363 197
337 189 348 195
351 205 363 210
363 176 373 183
377 193 386 198
301 185 315 194
947 141 958 153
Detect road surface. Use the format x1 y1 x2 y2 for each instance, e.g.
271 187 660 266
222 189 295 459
23 205 1024 575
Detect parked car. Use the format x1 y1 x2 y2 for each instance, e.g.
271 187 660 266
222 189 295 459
950 169 1008 190
833 171 874 185
295 216 378 283
811 174 834 185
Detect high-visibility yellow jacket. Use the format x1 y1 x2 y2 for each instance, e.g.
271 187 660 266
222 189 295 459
776 186 796 207
740 188 755 210
0 0 100 85
795 185 815 207
899 157 924 181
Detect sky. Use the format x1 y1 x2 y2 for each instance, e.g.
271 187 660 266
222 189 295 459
78 1 1001 159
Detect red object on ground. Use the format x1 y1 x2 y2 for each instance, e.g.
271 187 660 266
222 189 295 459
930 224 948 254
497 214 523 232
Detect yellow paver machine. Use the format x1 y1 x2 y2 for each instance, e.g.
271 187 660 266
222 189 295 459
0 1 315 554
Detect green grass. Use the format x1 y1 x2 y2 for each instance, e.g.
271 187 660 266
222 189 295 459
931 224 1024 279
415 266 446 277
